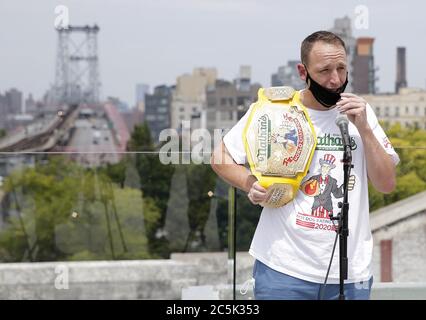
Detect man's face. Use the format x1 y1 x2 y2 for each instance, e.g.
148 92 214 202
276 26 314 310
301 41 347 91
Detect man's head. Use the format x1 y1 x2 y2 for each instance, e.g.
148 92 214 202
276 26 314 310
297 31 348 107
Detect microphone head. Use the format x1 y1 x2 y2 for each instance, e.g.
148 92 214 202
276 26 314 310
335 113 349 127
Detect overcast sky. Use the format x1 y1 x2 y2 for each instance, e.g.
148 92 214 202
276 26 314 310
1 0 425 106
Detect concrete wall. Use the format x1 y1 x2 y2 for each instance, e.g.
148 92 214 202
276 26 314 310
2 249 425 300
0 252 254 300
372 212 426 282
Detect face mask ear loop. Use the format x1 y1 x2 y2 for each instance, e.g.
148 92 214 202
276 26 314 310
303 64 311 87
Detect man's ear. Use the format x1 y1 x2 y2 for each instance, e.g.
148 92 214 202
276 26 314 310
297 63 307 82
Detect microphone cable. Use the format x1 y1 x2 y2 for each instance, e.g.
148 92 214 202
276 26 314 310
318 217 339 300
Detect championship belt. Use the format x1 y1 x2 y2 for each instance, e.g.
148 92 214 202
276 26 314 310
243 86 317 208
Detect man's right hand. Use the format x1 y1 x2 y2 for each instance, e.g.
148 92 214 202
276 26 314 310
247 181 268 205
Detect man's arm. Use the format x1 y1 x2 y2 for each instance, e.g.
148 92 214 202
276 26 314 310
210 141 267 204
337 93 396 193
358 128 396 193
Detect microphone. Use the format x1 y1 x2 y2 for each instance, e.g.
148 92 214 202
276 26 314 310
335 113 351 148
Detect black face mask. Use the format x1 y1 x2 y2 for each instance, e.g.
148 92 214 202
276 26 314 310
304 66 348 108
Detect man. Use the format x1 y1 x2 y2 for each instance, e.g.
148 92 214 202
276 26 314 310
210 31 399 300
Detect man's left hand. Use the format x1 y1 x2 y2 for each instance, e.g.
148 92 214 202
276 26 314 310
336 93 370 132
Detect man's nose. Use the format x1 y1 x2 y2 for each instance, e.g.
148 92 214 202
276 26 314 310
329 69 340 87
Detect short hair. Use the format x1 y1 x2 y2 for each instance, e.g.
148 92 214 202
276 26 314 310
301 31 347 65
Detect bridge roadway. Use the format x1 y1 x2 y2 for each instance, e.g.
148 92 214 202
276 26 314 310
0 105 79 152
0 104 124 168
66 117 119 167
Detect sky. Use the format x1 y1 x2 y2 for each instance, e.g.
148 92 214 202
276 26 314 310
1 0 426 106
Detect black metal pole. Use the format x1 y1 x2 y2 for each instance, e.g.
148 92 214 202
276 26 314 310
233 187 237 300
339 145 352 300
228 186 237 300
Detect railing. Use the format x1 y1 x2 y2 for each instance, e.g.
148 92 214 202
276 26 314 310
0 143 424 300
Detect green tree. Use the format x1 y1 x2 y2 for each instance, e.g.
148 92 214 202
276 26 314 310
127 122 175 257
183 164 217 252
0 157 160 262
369 123 426 211
0 157 81 261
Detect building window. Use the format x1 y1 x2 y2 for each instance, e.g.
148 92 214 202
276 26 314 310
221 98 227 106
375 107 380 116
179 107 184 112
395 107 399 117
220 111 231 121
385 106 389 117
237 97 246 106
405 106 409 114
207 97 217 106
228 98 234 106
415 106 419 115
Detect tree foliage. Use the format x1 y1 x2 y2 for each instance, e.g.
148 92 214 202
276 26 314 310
368 123 426 211
0 157 159 262
126 122 175 257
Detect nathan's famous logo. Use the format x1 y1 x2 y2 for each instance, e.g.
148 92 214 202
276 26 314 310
257 114 271 161
316 133 357 151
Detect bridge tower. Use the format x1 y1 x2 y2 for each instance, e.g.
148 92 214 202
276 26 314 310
54 25 100 105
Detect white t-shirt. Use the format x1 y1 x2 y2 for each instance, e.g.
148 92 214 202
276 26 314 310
223 93 400 284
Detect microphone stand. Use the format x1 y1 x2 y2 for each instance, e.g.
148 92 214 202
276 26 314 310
331 143 353 300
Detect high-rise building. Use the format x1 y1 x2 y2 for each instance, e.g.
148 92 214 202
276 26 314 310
0 93 7 128
171 68 217 131
25 93 36 114
5 88 23 114
395 47 407 93
135 83 150 112
271 61 305 89
145 85 173 142
235 65 251 92
206 67 261 133
352 37 376 94
329 16 356 93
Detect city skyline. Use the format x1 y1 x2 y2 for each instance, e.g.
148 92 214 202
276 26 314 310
1 0 426 105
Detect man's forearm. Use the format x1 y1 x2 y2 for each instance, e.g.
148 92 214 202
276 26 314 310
210 142 257 193
359 127 396 193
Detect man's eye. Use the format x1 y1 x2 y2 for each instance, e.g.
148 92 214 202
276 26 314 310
321 69 328 73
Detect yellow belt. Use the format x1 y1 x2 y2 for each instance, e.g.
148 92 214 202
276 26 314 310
243 87 317 208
